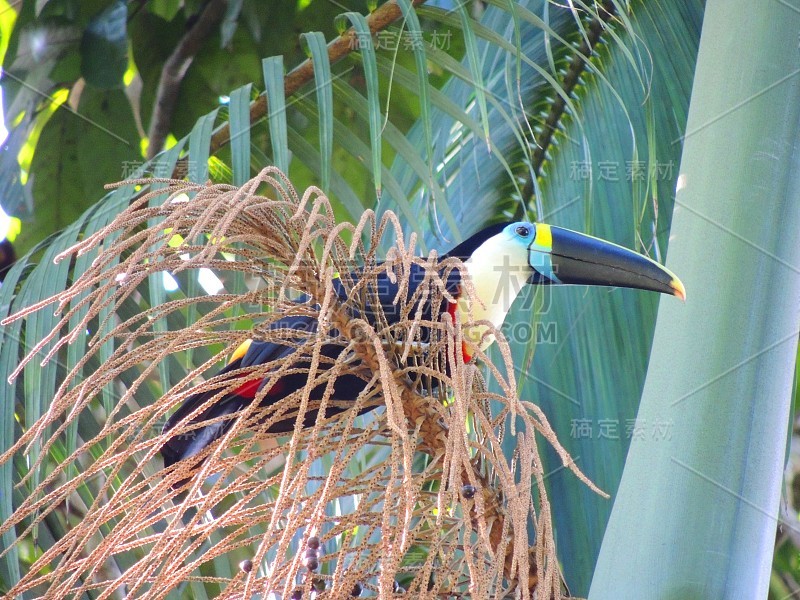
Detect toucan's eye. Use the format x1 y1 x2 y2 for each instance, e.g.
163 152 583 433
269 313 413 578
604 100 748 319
515 225 531 237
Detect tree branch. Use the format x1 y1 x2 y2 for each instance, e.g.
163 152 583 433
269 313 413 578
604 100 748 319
170 0 428 178
147 0 228 160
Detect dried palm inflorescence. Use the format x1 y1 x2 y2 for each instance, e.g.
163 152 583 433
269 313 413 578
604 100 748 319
0 167 603 599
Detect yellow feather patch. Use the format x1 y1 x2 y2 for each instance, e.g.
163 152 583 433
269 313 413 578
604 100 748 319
229 339 252 364
534 223 553 250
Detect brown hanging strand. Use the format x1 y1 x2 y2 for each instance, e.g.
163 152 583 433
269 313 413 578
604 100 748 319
0 167 605 599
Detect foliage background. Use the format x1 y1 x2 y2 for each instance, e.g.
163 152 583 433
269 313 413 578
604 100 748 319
1 0 798 597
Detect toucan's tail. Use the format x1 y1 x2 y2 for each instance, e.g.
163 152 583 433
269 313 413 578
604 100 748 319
159 341 305 489
160 359 250 471
158 314 366 488
160 397 245 470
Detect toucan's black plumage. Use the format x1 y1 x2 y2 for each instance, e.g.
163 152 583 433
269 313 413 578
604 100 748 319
160 262 459 469
160 221 684 473
0 238 16 282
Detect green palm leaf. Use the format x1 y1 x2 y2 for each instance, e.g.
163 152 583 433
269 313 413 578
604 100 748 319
591 0 800 595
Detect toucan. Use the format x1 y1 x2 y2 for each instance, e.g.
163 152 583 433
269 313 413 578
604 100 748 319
160 221 684 472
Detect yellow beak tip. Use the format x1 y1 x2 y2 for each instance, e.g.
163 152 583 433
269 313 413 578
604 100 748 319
670 278 686 302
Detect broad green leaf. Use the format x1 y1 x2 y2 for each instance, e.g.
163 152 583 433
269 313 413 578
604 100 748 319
0 0 18 64
148 0 181 22
221 0 244 48
300 32 334 193
262 56 289 174
510 3 702 593
24 86 138 255
187 107 220 183
0 259 30 591
128 9 184 134
228 83 252 186
336 13 382 196
590 0 800 595
458 4 490 150
395 0 433 170
80 0 127 89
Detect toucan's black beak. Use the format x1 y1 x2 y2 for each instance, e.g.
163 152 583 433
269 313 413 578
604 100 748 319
528 224 686 300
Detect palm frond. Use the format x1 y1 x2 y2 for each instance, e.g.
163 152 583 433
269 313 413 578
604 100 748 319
591 0 800 593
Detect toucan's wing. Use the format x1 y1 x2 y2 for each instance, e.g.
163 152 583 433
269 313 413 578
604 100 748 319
159 261 458 472
160 313 318 469
334 262 462 328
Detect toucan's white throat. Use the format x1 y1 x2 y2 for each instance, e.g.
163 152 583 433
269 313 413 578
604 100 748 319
455 234 531 352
